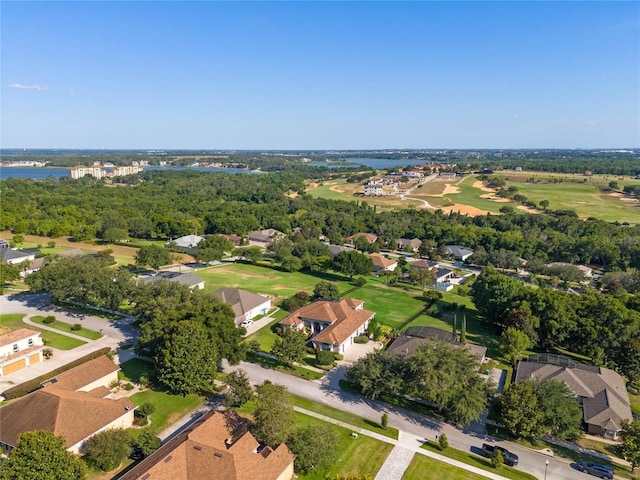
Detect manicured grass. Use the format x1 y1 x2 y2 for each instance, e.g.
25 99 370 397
247 353 324 381
402 454 488 480
197 262 354 298
421 441 538 480
30 315 101 340
446 175 507 214
295 412 394 480
305 179 356 201
291 394 399 440
246 317 282 352
0 313 86 350
118 358 155 383
129 389 204 435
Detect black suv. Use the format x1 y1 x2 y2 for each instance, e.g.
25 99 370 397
577 461 614 479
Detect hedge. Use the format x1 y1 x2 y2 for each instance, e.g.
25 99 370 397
2 347 112 400
354 335 369 344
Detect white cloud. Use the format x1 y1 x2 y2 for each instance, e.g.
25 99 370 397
9 83 48 91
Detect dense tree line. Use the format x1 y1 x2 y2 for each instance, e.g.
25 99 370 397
3 170 639 274
471 268 640 382
346 342 492 425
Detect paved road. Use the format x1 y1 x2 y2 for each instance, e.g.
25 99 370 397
0 293 138 393
223 360 591 480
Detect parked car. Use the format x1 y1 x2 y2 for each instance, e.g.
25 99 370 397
240 319 253 328
577 461 614 479
480 443 519 466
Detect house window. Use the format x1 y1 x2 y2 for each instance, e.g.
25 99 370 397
12 344 18 352
28 338 34 347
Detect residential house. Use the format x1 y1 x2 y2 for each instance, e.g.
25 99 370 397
213 288 271 326
326 244 354 257
363 183 383 196
119 409 294 480
279 299 375 354
410 259 439 271
247 229 285 247
387 326 487 364
439 172 457 179
545 262 593 277
445 245 474 261
0 240 37 266
346 232 378 245
402 170 423 178
169 235 204 252
0 329 44 378
221 234 243 247
396 238 422 252
0 356 136 454
369 253 398 274
515 359 633 439
435 268 454 284
19 256 47 277
139 271 205 290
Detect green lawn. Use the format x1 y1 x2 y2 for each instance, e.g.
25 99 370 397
291 394 399 440
402 454 488 480
446 175 507 214
305 179 356 201
295 412 394 480
128 389 204 435
118 358 155 383
421 442 537 480
30 315 101 340
0 313 86 350
246 317 283 352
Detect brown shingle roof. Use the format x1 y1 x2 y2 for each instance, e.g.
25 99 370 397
49 355 120 392
515 361 633 432
369 253 397 270
119 410 294 480
347 232 378 244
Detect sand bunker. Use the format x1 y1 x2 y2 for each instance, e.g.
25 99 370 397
472 181 496 193
441 184 460 195
480 193 510 202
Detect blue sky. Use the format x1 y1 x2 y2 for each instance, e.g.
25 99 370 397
2 1 639 149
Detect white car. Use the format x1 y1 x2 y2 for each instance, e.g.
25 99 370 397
240 320 253 328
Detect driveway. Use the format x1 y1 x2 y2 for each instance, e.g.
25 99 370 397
0 293 139 394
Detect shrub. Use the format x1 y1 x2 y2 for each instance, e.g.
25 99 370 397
138 373 151 389
381 413 388 430
316 350 335 366
42 348 53 359
84 429 132 471
354 335 369 344
247 339 261 355
42 316 55 324
334 353 344 361
47 240 56 248
70 323 82 331
123 382 135 391
354 277 367 287
306 346 317 355
438 433 449 450
491 450 504 469
137 403 156 417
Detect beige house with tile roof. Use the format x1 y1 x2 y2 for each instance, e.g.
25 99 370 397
279 299 375 353
0 356 135 454
119 409 294 480
515 360 633 439
369 253 398 274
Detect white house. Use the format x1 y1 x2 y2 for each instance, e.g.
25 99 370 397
0 240 36 266
212 287 272 325
445 245 475 261
369 253 398 274
363 183 383 196
170 235 204 250
0 329 44 378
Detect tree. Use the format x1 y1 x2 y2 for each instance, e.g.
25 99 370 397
84 429 132 471
224 369 254 407
134 430 161 457
1 430 86 480
313 280 339 300
460 315 467 343
332 251 373 278
155 320 218 395
536 379 583 441
345 350 405 400
381 413 389 430
613 338 640 385
499 328 531 366
280 255 303 272
287 424 339 474
408 267 436 293
101 227 129 243
539 199 549 210
234 246 262 263
135 244 172 270
491 449 504 469
252 381 295 446
0 262 20 293
620 419 640 473
438 433 449 451
271 328 307 366
494 380 545 439
194 235 234 263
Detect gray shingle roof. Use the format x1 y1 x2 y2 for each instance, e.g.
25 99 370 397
212 288 270 320
140 271 204 289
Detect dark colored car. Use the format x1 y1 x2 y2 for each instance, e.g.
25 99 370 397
480 443 519 467
577 461 614 479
